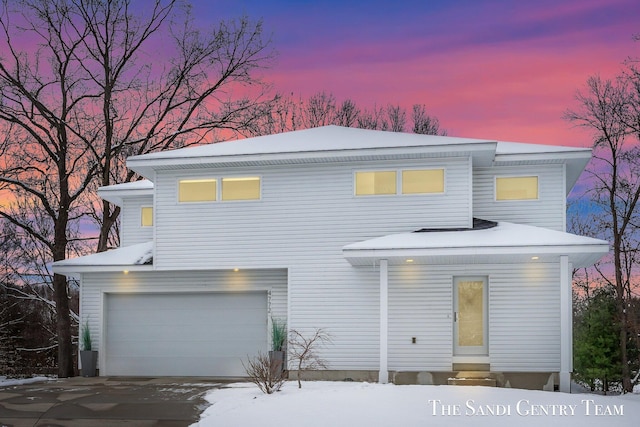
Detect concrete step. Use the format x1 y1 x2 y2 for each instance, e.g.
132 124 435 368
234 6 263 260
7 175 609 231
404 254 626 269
448 371 497 387
448 377 497 387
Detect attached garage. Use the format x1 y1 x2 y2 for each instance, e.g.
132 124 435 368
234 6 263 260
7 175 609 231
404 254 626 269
104 291 268 376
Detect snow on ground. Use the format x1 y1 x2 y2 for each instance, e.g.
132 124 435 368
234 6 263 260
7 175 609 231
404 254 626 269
193 381 640 427
0 376 52 386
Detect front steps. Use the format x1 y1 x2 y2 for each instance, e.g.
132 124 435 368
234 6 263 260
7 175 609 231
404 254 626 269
447 371 497 387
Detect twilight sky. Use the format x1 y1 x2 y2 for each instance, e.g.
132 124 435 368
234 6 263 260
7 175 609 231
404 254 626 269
195 0 639 147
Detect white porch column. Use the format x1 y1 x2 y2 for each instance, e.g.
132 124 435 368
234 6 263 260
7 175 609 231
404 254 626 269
379 259 389 384
560 255 572 392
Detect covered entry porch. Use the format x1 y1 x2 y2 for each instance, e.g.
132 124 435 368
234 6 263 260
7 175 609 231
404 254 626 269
343 221 609 392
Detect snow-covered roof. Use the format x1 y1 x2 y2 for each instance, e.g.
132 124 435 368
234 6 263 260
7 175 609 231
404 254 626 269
132 126 493 160
127 126 499 178
343 222 609 268
125 126 591 194
98 180 154 206
53 241 153 274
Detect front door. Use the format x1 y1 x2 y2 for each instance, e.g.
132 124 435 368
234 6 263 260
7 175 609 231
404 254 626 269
453 276 488 356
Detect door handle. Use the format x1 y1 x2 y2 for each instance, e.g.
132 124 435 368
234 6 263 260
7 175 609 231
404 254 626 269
454 312 457 322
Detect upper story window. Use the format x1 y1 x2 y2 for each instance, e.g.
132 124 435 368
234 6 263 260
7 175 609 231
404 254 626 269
495 176 538 201
179 179 217 202
141 207 153 227
355 168 445 196
355 171 397 195
222 177 261 201
402 169 444 194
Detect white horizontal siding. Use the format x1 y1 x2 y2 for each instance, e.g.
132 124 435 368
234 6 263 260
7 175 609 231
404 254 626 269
489 263 560 371
153 158 471 270
473 165 566 231
80 269 287 359
120 196 153 247
150 158 471 370
388 266 453 371
387 263 560 372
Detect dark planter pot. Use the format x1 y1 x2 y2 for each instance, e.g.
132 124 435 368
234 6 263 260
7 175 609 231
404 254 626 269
269 350 286 375
80 350 98 377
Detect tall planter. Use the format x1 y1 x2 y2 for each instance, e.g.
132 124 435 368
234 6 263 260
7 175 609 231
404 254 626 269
270 318 287 375
269 350 285 376
80 320 97 377
80 350 98 377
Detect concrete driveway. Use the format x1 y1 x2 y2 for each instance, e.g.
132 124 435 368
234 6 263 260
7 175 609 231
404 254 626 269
0 376 226 426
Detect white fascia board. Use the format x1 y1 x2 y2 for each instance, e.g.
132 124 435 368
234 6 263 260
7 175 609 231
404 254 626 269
494 149 591 163
53 264 153 276
343 243 610 259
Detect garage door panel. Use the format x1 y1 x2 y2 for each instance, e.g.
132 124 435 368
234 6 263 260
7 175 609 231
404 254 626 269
105 292 268 376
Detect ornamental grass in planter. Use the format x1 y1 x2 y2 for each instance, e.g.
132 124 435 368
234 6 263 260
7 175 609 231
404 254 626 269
80 320 98 377
269 318 287 374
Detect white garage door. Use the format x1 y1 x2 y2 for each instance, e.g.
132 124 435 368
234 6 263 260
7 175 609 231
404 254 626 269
104 292 268 376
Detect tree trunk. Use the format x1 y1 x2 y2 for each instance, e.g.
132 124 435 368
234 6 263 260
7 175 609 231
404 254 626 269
53 273 74 377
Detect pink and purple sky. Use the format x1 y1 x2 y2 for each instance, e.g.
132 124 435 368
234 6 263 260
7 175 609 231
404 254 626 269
200 0 639 147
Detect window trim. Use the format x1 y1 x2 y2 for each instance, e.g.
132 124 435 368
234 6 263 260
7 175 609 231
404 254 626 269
177 178 218 203
221 176 262 202
401 167 446 195
140 206 153 227
354 170 398 196
354 168 447 197
177 176 262 203
494 175 539 202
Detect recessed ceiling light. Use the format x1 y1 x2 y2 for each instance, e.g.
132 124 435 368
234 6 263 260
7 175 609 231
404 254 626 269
406 259 414 263
531 256 539 260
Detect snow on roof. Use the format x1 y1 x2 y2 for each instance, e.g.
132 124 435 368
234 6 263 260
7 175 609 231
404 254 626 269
128 126 494 162
495 141 590 156
98 180 154 206
343 222 609 267
344 222 607 251
53 241 153 274
99 180 154 191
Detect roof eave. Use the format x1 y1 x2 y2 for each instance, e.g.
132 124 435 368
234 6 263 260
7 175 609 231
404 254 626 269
343 243 609 267
53 264 153 276
98 187 154 206
127 142 498 177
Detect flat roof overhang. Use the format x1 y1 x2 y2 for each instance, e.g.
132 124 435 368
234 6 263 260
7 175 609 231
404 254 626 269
343 222 609 268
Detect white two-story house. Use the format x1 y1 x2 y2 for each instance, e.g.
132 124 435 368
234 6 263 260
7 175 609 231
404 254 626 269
53 125 609 391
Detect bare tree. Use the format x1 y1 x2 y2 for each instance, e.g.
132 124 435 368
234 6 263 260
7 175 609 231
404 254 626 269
412 104 447 135
565 72 640 392
288 328 330 389
0 0 274 376
249 92 446 137
335 99 360 127
384 104 406 132
303 91 337 128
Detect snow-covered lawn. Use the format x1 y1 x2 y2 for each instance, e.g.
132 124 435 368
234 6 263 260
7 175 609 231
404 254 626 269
193 381 640 427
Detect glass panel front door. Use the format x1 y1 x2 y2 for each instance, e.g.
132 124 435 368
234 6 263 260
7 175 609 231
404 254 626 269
453 277 488 355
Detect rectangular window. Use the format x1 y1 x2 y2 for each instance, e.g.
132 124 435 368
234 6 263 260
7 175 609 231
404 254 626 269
495 176 538 201
178 179 217 202
402 169 444 194
141 207 153 227
355 171 396 195
222 177 261 201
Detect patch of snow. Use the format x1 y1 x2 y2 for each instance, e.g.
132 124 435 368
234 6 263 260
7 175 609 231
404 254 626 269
53 241 153 267
192 381 640 427
0 376 52 386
